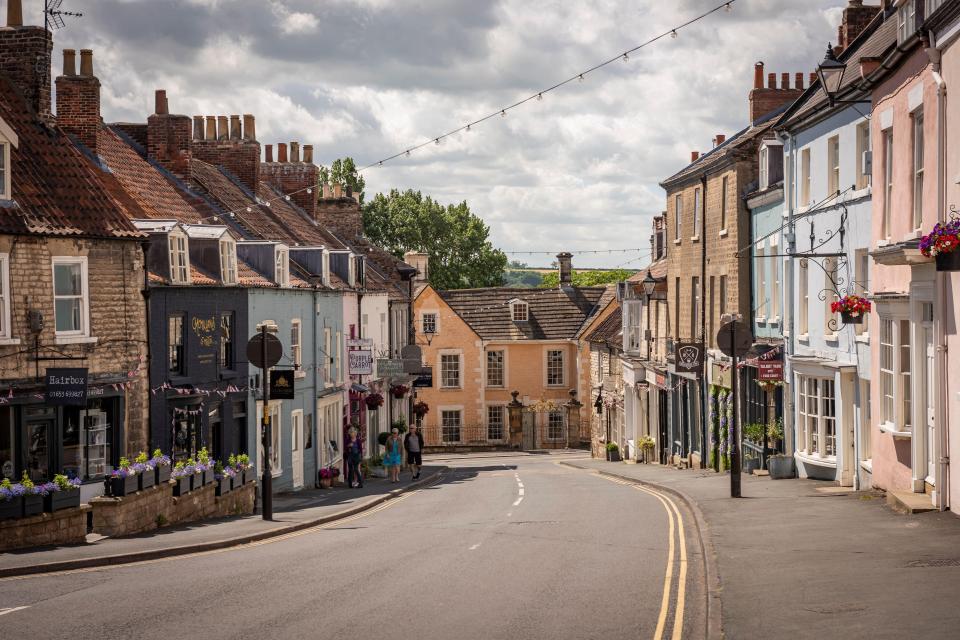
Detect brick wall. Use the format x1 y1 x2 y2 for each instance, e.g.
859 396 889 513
262 160 318 219
0 505 90 551
56 74 101 152
193 139 261 193
0 25 52 119
147 113 193 178
316 195 363 240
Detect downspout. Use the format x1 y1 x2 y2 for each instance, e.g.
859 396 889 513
779 130 796 457
700 172 708 468
139 240 153 448
312 285 320 487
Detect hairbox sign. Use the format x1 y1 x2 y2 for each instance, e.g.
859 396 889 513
269 370 295 400
45 368 88 406
675 342 704 376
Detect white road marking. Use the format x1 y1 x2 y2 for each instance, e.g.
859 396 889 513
517 482 524 488
469 543 481 550
512 496 524 506
0 606 30 616
518 488 525 496
506 511 512 517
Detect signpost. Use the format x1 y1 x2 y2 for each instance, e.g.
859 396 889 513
246 326 282 520
45 368 88 406
717 317 751 498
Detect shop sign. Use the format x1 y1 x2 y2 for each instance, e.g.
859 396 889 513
348 350 373 375
45 368 88 406
269 370 295 400
413 367 433 388
346 338 373 348
758 361 784 382
655 373 667 389
675 342 705 376
377 359 404 378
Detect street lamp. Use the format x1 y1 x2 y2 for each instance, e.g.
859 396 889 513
816 43 846 105
255 320 278 520
641 270 658 299
422 324 435 346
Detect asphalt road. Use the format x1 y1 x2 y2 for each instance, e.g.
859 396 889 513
0 452 706 640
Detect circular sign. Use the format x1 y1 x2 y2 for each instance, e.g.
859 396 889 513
247 333 283 370
716 320 753 358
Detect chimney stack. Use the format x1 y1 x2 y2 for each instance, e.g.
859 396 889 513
277 142 288 163
262 140 318 216
154 89 168 115
837 1 879 54
403 251 430 286
754 62 764 89
146 89 193 177
229 115 241 140
192 115 204 140
557 252 573 288
809 72 817 86
303 145 313 164
0 2 54 118
205 116 217 141
713 134 726 147
781 73 790 90
691 151 700 162
795 72 804 90
7 0 22 27
242 114 256 141
265 144 274 163
217 116 228 141
290 141 300 163
56 48 101 152
749 61 806 123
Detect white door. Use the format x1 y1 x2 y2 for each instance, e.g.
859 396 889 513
292 411 304 489
925 327 936 484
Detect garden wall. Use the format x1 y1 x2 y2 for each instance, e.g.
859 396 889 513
0 505 90 552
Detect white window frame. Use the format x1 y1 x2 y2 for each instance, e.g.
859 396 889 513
0 253 11 340
291 319 303 377
827 135 840 195
219 239 237 285
275 247 289 287
800 148 811 207
420 310 439 336
0 116 18 201
913 109 924 231
486 404 506 442
770 238 780 322
486 348 506 388
692 187 701 240
168 232 190 284
883 128 894 240
545 348 565 387
511 300 529 322
897 0 916 45
439 350 463 389
674 193 682 241
52 256 90 339
720 175 729 232
256 400 283 477
323 327 332 385
796 374 837 459
823 257 838 339
291 408 303 455
798 259 809 337
755 246 767 320
855 121 871 190
336 331 342 383
759 147 769 190
321 250 331 288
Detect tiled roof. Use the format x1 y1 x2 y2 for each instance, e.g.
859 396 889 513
0 76 142 239
575 284 618 339
587 306 622 346
439 286 607 341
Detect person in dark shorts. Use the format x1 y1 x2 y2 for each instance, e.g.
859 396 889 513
404 425 424 480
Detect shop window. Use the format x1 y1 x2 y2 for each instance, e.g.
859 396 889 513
209 403 222 461
62 401 116 481
0 406 13 480
172 404 202 462
220 313 234 368
796 374 836 458
233 400 247 455
169 314 185 375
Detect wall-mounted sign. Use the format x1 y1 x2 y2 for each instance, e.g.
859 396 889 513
758 361 784 382
377 359 404 378
675 342 704 376
348 350 373 375
413 367 433 388
269 370 295 400
45 368 88 406
192 316 217 348
346 338 373 348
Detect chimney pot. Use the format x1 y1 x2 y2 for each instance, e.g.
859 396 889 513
154 89 168 115
62 49 76 76
7 0 22 27
691 151 700 162
809 72 817 86
753 62 764 90
242 114 256 141
217 116 228 141
205 116 217 141
192 115 204 140
795 72 804 90
265 144 274 163
333 184 342 198
229 115 241 140
781 72 790 90
303 144 314 164
715 134 725 146
290 141 300 163
278 142 288 163
79 49 94 77
767 72 776 89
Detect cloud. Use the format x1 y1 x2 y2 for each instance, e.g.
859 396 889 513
37 0 852 267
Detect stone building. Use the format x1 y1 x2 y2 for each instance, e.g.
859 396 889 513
581 298 624 458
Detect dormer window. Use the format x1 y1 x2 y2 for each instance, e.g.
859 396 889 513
758 139 783 191
322 250 331 287
0 114 18 201
275 247 289 287
511 300 529 322
220 239 237 285
168 231 190 284
897 1 916 45
347 254 357 288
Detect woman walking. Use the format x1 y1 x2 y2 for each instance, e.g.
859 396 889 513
346 429 363 489
383 427 402 483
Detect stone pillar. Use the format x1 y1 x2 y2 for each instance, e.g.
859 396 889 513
507 391 523 449
566 389 583 449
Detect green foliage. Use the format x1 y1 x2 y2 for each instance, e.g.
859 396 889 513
53 474 73 491
637 436 656 450
742 423 767 443
606 442 619 452
134 451 149 465
318 158 366 204
539 269 636 288
502 269 544 288
362 189 508 289
197 447 210 466
767 418 784 442
20 471 34 491
117 456 131 470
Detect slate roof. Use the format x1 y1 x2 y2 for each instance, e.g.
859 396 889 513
439 286 607 341
0 76 142 239
587 306 622 347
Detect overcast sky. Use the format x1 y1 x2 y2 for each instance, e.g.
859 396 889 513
27 0 848 268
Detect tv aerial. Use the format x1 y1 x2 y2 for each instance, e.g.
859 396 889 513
45 0 83 30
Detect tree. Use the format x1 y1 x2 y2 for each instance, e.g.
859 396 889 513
362 189 508 290
318 157 366 204
538 269 636 288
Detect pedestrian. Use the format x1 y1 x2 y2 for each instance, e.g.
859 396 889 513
404 424 424 480
384 428 402 483
346 429 363 489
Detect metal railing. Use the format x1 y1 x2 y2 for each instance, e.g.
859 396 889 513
422 424 509 447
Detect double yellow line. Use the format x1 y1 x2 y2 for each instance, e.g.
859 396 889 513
601 474 688 640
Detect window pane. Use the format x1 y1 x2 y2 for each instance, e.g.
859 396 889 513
487 406 504 441
548 412 564 440
487 350 504 387
54 263 82 296
55 298 81 332
441 410 461 442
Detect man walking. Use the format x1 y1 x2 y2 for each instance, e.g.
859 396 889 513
404 425 424 480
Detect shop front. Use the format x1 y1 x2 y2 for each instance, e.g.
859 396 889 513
668 369 703 467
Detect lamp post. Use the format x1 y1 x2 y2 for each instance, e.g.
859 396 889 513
816 43 867 108
641 271 657 361
258 321 278 520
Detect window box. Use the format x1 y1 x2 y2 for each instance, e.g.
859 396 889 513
201 469 214 486
242 468 256 485
172 475 191 497
215 475 232 496
22 493 43 517
44 487 80 513
138 469 155 491
0 496 21 520
110 474 139 497
155 464 171 486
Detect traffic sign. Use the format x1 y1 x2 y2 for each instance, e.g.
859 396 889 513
716 320 753 358
247 333 283 370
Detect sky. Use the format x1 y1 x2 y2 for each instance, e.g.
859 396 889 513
25 0 848 268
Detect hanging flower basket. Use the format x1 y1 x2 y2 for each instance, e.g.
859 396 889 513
390 384 410 399
412 401 430 417
920 219 960 271
831 295 871 325
365 392 385 409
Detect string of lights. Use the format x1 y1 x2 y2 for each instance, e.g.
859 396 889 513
503 248 646 256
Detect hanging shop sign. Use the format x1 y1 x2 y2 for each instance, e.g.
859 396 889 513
45 368 88 406
377 359 405 378
413 367 433 388
269 370 296 400
675 342 705 376
348 349 374 376
346 338 374 348
757 361 784 382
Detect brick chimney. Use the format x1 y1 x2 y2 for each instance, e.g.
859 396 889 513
403 251 429 286
316 182 363 239
837 1 880 54
748 61 805 123
261 140 318 218
191 111 261 192
0 0 54 118
557 252 573 287
147 89 193 178
55 49 101 153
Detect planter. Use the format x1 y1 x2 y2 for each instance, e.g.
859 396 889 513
606 449 621 462
215 476 232 497
768 455 795 479
110 474 139 497
370 466 387 478
743 457 761 474
319 477 332 489
0 497 22 519
936 250 960 272
23 494 43 517
172 475 191 496
139 470 155 491
840 310 864 325
241 469 252 485
155 465 171 485
44 487 81 512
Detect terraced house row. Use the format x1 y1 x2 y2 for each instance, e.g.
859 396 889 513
616 0 960 516
0 3 417 500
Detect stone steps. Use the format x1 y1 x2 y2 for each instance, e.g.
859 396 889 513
887 490 937 514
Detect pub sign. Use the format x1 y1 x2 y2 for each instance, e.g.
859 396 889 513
269 370 295 400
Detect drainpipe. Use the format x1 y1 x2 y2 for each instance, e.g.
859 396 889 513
700 172 708 469
779 130 796 458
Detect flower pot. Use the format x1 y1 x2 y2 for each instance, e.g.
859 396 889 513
840 310 864 325
320 477 332 489
110 474 139 497
172 476 191 496
768 455 795 479
0 497 22 520
371 466 387 478
139 469 155 491
606 449 621 462
23 494 43 517
44 487 81 512
215 476 232 496
155 465 171 485
743 457 761 474
936 250 960 272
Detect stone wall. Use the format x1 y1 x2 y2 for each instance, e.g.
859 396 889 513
0 505 90 552
90 480 255 538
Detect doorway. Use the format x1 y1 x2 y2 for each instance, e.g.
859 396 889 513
924 324 935 486
22 416 52 484
292 410 304 489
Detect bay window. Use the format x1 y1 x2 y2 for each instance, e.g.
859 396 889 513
796 374 836 458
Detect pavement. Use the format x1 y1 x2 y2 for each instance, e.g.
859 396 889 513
0 466 444 577
567 458 960 640
0 452 704 640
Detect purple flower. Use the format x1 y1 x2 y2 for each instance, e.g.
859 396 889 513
111 468 129 478
150 454 171 468
34 482 56 496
